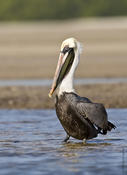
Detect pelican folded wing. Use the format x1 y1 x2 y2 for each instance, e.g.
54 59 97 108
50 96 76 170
76 102 108 130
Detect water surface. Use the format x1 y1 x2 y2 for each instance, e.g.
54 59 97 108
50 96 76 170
0 109 126 175
0 78 127 86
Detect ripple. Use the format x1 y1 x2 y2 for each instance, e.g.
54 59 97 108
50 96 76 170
0 109 126 175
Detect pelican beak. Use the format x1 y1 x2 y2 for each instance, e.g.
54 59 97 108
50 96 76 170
48 52 64 98
48 48 74 98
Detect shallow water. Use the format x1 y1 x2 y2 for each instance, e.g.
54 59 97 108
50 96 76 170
0 77 127 86
0 109 126 175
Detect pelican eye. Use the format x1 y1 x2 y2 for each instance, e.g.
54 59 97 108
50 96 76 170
62 46 70 54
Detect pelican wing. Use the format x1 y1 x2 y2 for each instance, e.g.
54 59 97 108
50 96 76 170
76 101 108 130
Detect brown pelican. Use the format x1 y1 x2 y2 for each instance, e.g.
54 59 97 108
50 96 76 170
49 38 116 142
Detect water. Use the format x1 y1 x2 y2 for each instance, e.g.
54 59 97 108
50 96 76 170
0 77 127 86
0 109 126 175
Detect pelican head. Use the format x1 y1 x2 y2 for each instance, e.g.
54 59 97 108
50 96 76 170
49 37 81 97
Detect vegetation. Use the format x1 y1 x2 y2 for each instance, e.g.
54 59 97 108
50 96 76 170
0 0 127 21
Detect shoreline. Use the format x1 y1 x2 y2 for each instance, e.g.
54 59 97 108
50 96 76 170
0 83 126 109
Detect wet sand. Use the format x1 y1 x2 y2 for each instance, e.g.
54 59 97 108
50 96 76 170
0 83 126 109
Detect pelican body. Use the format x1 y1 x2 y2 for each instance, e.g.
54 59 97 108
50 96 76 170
49 38 116 142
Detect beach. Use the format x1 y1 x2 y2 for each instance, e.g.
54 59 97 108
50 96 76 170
0 83 126 109
0 17 127 109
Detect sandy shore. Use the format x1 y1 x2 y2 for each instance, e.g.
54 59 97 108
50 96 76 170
0 83 126 109
0 18 127 79
0 18 127 109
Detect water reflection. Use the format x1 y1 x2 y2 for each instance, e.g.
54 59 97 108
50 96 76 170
0 109 126 175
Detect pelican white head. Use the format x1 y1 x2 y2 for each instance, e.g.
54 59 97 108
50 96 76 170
49 38 82 97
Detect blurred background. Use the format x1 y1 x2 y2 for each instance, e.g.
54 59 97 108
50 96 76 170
0 2 127 174
0 0 127 79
